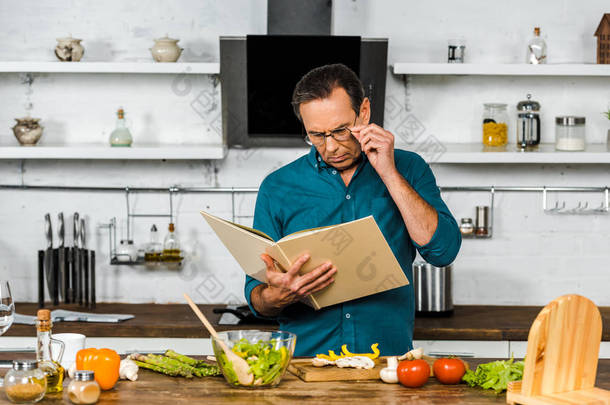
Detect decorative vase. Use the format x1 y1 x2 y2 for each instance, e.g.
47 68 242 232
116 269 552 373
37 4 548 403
55 35 84 62
12 118 43 146
150 35 183 62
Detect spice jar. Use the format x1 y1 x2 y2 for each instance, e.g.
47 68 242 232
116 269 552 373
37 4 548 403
555 116 586 151
67 371 101 405
482 103 509 147
4 360 47 404
475 206 490 237
459 218 475 236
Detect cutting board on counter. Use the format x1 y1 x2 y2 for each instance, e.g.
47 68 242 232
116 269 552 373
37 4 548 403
288 356 438 382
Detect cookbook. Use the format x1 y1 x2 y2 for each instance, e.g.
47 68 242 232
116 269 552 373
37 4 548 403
200 211 408 310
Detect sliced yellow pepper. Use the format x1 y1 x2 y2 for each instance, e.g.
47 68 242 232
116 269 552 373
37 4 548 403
315 343 380 361
328 350 341 361
341 343 380 359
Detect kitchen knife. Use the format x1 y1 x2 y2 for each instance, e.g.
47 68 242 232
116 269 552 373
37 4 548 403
72 213 80 304
52 247 59 305
58 213 66 303
38 250 44 308
80 218 88 307
44 214 54 301
90 250 96 309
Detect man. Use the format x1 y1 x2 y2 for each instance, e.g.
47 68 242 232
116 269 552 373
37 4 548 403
245 64 461 356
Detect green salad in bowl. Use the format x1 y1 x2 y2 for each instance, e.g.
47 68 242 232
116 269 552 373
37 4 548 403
212 330 296 388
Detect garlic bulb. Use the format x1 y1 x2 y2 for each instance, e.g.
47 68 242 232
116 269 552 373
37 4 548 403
119 358 139 381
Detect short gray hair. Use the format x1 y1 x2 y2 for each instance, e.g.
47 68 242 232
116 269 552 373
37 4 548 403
291 63 364 122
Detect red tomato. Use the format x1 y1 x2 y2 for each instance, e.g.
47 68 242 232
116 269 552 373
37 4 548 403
433 357 466 385
397 359 430 388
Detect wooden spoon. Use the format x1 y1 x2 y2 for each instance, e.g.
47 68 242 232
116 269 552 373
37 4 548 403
183 293 254 385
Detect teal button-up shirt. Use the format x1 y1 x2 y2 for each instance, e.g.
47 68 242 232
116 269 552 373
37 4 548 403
245 146 461 356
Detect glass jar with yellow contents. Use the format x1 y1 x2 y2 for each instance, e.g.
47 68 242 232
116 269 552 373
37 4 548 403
482 103 508 147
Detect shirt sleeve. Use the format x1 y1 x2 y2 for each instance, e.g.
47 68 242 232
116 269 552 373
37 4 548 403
398 152 462 267
244 180 283 318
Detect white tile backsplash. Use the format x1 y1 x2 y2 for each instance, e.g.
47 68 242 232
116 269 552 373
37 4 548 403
1 0 609 306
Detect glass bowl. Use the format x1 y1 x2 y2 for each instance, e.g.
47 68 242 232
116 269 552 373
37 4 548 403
212 330 296 388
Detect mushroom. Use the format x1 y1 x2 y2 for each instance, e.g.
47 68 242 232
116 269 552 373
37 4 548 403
379 356 399 383
398 347 424 361
335 356 375 369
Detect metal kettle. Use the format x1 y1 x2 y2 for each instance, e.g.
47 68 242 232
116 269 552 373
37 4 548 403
413 261 453 315
516 93 541 149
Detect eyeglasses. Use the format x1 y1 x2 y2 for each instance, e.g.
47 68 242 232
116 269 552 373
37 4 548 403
304 118 357 147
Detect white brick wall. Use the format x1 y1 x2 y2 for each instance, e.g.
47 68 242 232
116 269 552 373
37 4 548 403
0 0 609 306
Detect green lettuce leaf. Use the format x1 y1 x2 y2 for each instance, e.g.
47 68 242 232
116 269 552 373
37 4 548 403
462 357 524 393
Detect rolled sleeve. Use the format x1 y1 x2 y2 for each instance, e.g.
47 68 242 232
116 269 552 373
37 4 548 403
398 152 461 267
412 209 462 267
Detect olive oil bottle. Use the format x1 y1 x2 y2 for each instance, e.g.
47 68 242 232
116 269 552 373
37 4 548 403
36 309 65 393
162 222 182 263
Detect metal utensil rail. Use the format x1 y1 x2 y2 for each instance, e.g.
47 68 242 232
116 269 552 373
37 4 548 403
2 184 608 217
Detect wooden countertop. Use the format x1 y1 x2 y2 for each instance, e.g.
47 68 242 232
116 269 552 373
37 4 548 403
7 303 610 341
1 358 609 404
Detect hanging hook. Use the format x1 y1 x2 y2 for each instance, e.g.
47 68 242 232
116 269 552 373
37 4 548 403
168 187 174 224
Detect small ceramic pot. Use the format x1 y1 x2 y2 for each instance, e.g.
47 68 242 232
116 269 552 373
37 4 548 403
150 35 183 62
12 118 43 146
55 35 84 62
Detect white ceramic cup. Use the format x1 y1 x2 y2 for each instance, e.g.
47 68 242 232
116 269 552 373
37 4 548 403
53 333 86 369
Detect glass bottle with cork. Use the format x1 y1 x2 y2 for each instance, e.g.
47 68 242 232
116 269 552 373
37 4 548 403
162 222 182 263
108 107 133 147
526 27 547 64
35 309 65 393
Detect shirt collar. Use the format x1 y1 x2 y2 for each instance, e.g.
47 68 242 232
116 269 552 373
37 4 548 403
306 146 368 172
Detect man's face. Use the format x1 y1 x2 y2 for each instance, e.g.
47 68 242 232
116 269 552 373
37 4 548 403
299 87 370 171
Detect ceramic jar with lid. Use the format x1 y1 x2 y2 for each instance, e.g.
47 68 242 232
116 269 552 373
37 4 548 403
4 360 47 404
55 36 84 62
67 370 100 405
12 118 44 146
150 35 183 62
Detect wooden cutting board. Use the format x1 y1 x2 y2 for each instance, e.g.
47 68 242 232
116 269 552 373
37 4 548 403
288 356 438 382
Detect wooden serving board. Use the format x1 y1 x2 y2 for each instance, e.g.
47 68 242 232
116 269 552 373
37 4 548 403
506 295 610 405
288 355 438 382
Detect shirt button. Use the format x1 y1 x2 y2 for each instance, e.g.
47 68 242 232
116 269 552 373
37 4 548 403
345 313 351 319
317 157 321 162
332 170 337 175
315 164 318 168
345 194 351 200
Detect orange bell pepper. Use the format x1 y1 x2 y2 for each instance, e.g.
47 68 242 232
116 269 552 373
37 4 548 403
76 348 121 390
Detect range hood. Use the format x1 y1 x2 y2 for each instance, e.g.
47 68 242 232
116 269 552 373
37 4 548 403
267 0 332 35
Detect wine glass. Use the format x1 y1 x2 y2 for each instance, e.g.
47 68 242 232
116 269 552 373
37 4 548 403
0 281 14 387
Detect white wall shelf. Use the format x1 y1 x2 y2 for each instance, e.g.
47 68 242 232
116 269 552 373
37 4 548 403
392 63 610 76
425 143 610 164
0 61 219 74
0 143 226 160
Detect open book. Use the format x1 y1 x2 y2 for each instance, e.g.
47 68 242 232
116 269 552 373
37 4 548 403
200 211 408 310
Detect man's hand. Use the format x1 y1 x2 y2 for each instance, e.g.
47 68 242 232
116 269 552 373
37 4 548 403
351 123 397 179
251 253 337 316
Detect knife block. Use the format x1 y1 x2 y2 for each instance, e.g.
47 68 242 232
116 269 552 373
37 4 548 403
506 294 610 405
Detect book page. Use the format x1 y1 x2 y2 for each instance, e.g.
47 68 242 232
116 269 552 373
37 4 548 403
200 211 275 282
276 216 408 309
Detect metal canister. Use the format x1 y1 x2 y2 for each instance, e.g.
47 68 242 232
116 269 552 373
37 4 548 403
413 261 453 315
516 93 541 149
